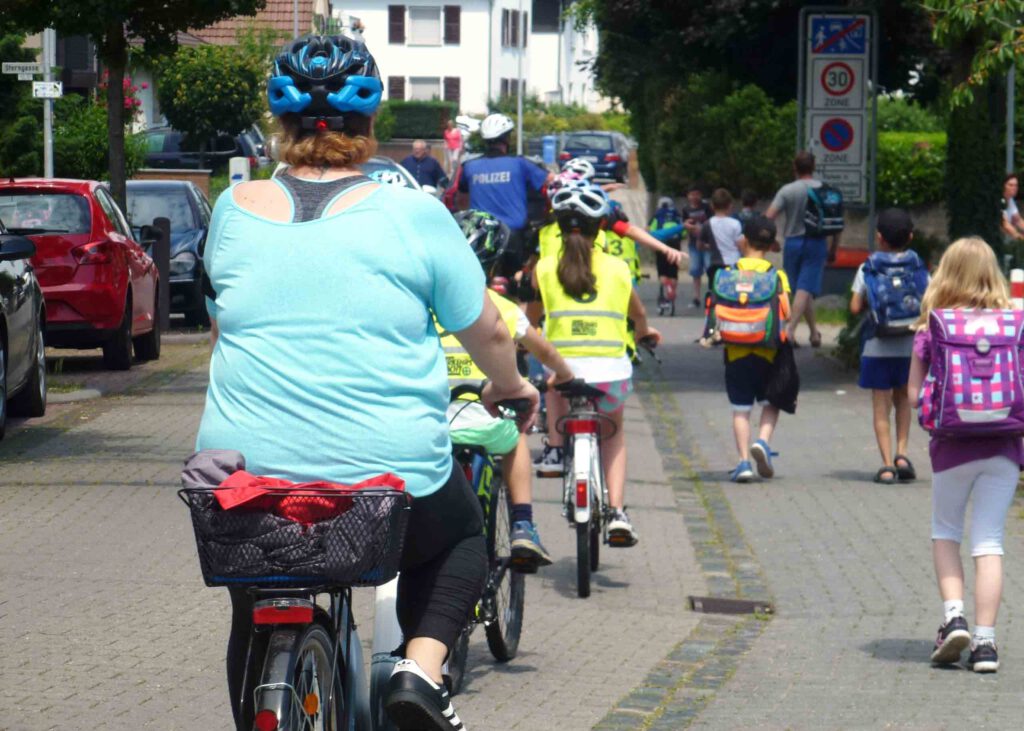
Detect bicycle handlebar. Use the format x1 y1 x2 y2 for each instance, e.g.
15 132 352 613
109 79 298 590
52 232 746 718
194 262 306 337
449 382 533 418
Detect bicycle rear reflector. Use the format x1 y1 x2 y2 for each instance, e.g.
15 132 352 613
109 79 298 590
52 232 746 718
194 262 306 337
254 709 279 731
575 480 588 508
304 693 320 715
253 598 315 625
565 419 599 435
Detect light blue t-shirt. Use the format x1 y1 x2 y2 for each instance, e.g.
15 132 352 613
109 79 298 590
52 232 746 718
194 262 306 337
196 183 485 497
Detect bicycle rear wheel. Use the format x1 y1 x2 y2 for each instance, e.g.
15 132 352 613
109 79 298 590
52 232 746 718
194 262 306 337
576 521 591 598
255 623 341 731
590 514 600 572
485 474 525 661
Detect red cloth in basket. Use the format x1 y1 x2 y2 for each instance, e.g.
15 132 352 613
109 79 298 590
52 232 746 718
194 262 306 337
214 471 406 525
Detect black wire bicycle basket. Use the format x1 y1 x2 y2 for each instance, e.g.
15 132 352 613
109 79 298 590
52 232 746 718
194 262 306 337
178 487 412 588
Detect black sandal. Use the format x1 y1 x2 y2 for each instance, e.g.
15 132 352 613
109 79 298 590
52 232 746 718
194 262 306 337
874 466 897 484
894 455 917 482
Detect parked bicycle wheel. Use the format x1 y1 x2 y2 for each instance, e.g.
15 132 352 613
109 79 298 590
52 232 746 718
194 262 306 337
254 622 341 731
485 472 525 661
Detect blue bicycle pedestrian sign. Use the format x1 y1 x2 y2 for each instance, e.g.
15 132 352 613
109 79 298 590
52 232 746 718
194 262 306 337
811 17 867 55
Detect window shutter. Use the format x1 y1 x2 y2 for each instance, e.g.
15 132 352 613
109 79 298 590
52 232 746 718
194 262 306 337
501 9 509 47
524 13 528 47
511 10 519 47
500 78 509 98
388 76 406 101
443 76 461 105
443 6 461 45
388 5 406 44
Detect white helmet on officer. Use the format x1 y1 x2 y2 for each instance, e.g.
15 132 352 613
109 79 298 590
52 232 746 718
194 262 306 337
480 113 515 141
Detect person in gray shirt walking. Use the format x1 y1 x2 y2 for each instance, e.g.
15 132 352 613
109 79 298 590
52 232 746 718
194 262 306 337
766 152 839 347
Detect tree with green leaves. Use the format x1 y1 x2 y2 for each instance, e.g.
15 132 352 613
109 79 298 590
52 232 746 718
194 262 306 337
155 44 265 168
3 0 266 209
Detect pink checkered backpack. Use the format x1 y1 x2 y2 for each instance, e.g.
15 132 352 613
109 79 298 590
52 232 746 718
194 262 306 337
919 309 1024 436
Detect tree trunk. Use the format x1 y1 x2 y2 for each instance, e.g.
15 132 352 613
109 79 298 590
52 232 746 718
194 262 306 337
103 23 128 212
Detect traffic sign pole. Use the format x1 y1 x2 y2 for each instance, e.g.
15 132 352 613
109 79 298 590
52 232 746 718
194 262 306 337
42 28 55 179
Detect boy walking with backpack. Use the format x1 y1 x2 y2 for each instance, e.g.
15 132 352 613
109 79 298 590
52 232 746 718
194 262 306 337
849 209 929 484
714 215 792 482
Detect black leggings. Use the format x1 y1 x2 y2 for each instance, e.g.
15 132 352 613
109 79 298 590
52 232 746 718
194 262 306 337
226 465 487 729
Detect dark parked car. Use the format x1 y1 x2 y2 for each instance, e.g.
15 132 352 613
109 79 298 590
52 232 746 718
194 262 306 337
142 127 267 172
126 180 211 327
0 219 47 438
559 131 630 183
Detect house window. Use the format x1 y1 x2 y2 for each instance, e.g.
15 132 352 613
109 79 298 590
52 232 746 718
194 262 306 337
443 5 461 45
443 76 461 105
501 9 510 47
409 6 442 45
510 10 520 47
533 0 560 33
409 76 441 101
500 78 510 98
388 5 406 44
388 76 406 101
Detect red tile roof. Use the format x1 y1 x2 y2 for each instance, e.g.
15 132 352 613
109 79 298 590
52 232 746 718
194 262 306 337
191 1 315 46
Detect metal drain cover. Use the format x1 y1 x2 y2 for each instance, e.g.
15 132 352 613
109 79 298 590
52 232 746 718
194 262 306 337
688 596 774 615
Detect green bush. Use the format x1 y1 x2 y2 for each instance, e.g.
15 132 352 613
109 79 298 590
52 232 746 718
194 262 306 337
388 100 457 139
374 101 396 142
876 131 946 208
53 95 145 180
877 96 944 133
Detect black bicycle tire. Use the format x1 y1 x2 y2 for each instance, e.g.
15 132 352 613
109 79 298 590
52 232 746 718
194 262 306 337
485 475 525 661
590 514 600 572
255 623 341 731
446 624 472 696
576 521 591 598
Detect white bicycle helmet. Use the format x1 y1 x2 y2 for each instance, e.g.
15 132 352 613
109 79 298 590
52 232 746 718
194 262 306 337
561 157 596 181
481 113 515 140
550 184 610 219
368 169 407 186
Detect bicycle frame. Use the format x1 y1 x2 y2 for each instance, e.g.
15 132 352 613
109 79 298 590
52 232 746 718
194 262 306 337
561 397 610 529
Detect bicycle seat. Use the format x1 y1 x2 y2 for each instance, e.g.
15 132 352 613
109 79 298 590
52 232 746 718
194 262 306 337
554 379 607 400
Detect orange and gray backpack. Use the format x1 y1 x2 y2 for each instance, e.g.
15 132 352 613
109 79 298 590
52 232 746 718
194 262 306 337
708 267 785 347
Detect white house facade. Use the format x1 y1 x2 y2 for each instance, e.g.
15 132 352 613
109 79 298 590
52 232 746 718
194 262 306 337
334 0 602 114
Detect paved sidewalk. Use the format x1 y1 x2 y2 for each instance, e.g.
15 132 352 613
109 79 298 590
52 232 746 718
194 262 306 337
650 313 1024 730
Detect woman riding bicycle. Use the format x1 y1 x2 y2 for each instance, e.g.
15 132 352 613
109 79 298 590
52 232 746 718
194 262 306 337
195 35 537 731
529 183 660 545
445 210 575 571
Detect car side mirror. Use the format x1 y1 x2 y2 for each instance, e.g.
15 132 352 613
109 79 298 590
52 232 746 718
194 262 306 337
139 224 159 249
0 233 36 261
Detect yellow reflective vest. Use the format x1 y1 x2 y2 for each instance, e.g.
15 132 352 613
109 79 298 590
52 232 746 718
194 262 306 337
438 289 522 398
536 249 632 359
604 228 640 283
537 222 607 260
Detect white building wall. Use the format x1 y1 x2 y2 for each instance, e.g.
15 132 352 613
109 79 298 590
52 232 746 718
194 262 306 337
490 0 529 105
527 32 560 103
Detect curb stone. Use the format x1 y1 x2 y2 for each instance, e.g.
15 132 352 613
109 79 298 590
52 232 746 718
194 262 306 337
593 374 772 730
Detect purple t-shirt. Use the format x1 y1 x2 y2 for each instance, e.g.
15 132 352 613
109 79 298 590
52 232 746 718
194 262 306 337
913 330 1024 473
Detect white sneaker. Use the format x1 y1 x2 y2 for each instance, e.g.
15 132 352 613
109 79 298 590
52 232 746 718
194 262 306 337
608 508 638 547
533 443 563 476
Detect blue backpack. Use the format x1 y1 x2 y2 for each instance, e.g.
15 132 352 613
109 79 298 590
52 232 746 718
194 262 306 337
862 251 929 337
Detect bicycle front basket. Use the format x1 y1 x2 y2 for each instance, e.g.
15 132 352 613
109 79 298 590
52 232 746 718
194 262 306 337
179 487 411 588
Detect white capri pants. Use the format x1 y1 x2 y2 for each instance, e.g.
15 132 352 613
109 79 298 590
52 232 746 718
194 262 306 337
932 455 1020 556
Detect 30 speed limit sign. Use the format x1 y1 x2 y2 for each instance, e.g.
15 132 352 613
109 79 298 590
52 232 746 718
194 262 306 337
810 57 864 109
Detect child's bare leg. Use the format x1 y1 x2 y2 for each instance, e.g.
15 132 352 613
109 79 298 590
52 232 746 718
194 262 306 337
893 385 911 456
871 389 895 466
602 408 627 509
933 539 965 604
975 554 1003 628
733 409 752 461
758 404 780 443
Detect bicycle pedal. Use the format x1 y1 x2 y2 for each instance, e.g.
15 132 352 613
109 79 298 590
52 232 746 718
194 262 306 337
510 557 540 575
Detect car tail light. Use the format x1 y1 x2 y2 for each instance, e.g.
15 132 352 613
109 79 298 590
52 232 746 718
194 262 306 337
252 598 314 626
604 153 621 162
72 241 113 265
559 151 571 161
575 480 588 508
565 419 598 435
254 710 279 731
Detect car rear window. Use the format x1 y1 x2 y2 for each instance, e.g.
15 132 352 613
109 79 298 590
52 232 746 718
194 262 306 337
126 190 196 234
0 192 91 234
565 134 613 151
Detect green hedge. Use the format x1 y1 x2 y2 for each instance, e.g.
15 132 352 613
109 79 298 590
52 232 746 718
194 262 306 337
388 100 457 139
876 131 946 208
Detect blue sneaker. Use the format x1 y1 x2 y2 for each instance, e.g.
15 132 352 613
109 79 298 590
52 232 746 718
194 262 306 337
730 460 754 483
511 520 553 573
750 440 777 478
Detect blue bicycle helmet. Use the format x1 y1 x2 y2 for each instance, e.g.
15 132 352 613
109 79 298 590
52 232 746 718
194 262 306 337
269 35 383 130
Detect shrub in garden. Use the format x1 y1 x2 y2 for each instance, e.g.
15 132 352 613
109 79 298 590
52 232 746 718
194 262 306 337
876 132 946 208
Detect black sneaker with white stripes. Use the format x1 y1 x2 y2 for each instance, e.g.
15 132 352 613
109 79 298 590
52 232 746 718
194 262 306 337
386 658 467 730
930 615 970 665
967 639 999 673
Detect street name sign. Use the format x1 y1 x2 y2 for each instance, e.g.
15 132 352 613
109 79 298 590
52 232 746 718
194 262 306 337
3 61 41 74
32 81 62 99
804 13 871 203
17 73 33 81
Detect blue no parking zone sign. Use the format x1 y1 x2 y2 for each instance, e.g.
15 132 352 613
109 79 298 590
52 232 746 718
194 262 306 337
820 118 854 152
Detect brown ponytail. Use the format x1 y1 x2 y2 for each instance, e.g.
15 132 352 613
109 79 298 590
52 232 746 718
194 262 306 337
557 230 597 300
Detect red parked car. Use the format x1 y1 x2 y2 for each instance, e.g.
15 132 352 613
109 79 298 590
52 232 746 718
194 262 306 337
0 179 160 369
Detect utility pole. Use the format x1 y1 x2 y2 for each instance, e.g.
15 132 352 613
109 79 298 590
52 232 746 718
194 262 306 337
42 28 55 178
294 0 300 37
516 0 524 155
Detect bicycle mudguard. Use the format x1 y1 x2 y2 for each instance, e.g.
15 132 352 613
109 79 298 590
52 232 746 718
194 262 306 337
571 434 596 524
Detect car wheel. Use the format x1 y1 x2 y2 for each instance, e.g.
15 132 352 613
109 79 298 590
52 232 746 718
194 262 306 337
9 315 46 418
133 289 161 362
102 297 134 371
0 338 7 440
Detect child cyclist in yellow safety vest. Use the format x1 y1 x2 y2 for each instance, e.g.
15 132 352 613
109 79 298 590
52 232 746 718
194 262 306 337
442 210 576 571
528 185 661 546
